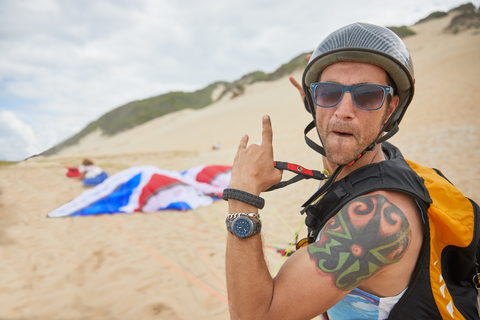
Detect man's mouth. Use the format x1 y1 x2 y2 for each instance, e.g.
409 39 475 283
333 130 353 137
327 123 357 139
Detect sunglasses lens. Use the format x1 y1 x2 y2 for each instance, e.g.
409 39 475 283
314 83 343 107
353 85 385 110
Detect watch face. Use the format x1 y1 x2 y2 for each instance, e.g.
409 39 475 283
232 216 253 238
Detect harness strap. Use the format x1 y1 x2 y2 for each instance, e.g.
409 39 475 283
300 164 344 212
274 161 325 180
266 161 328 192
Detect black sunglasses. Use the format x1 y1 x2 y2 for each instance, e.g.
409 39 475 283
310 82 394 111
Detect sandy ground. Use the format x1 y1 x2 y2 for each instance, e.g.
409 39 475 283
1 13 479 319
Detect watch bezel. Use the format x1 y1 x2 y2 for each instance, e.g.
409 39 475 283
226 213 261 239
232 216 254 238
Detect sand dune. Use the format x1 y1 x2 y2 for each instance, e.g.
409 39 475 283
0 13 479 319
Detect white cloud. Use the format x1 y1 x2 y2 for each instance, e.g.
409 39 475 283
0 110 39 160
0 0 478 160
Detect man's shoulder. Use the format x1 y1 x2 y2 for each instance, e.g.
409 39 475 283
308 191 422 293
368 189 420 214
342 190 422 237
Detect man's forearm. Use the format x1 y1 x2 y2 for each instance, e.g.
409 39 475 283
225 199 274 319
225 116 283 318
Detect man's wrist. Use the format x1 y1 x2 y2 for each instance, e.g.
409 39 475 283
228 182 260 196
228 199 259 215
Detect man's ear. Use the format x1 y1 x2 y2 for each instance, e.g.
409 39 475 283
387 95 400 119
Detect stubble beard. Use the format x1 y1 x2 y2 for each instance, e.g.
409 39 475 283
320 112 390 166
321 128 366 166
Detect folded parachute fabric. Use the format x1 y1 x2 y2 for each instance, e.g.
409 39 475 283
181 164 232 192
47 165 232 218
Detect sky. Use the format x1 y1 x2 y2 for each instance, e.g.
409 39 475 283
1 0 478 161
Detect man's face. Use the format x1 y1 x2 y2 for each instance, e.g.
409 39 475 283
315 62 398 165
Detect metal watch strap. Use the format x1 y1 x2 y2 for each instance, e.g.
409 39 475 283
222 188 265 209
226 212 260 221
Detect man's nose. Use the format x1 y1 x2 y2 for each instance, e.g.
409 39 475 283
334 91 356 119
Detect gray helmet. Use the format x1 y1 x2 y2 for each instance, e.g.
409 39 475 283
302 22 415 132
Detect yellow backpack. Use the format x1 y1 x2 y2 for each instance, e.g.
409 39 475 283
299 142 480 319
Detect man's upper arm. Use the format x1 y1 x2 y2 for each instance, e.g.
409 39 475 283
269 193 415 319
307 193 411 291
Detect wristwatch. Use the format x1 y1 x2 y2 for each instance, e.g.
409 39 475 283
226 213 262 239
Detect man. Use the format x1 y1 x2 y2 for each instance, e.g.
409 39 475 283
223 22 479 319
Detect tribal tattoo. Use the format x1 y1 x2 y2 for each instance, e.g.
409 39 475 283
308 194 411 291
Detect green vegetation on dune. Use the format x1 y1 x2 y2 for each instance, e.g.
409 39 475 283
43 82 225 156
43 3 479 157
43 52 310 156
266 53 310 81
450 2 478 12
446 3 480 34
100 82 224 136
415 11 449 24
447 11 480 33
387 26 416 38
415 2 478 25
0 161 18 168
217 52 310 100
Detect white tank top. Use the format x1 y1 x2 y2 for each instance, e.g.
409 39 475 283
325 287 406 320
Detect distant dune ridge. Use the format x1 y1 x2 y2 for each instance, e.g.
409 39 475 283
42 53 310 157
43 2 479 157
0 5 479 320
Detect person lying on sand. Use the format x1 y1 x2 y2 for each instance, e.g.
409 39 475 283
76 158 108 187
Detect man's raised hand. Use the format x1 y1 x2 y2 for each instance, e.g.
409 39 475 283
289 53 311 103
230 115 282 196
289 76 306 102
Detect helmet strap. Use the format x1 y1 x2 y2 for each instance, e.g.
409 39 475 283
304 114 400 159
300 164 345 213
345 121 399 166
304 121 326 156
378 121 399 143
